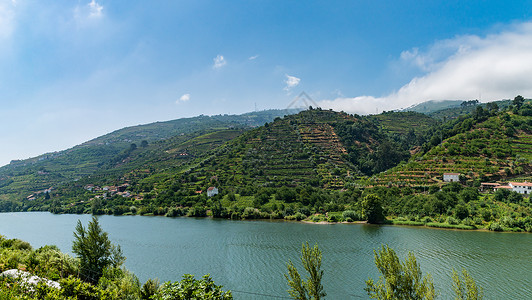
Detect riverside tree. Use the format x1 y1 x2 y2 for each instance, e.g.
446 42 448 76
72 216 125 284
285 242 326 300
362 194 385 223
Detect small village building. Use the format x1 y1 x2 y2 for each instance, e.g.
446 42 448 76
493 185 512 192
484 181 532 195
443 173 460 182
207 187 219 197
480 182 500 192
509 182 532 195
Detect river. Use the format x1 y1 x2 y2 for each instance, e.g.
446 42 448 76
0 212 530 299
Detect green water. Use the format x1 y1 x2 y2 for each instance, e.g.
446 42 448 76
0 212 530 299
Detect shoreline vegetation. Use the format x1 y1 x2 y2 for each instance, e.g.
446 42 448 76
51 183 532 233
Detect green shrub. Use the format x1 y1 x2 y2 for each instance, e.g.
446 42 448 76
462 218 474 226
420 216 433 223
446 216 459 225
488 222 503 231
154 274 232 300
342 210 360 221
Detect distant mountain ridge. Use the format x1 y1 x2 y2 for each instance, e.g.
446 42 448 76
402 100 464 114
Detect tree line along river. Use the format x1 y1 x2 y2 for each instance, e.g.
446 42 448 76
0 212 530 299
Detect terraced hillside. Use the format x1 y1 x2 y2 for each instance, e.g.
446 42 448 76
0 109 299 202
375 111 532 187
148 109 406 194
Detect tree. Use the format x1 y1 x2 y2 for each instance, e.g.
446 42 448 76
72 216 125 284
513 95 524 110
452 268 483 300
285 242 326 300
141 278 160 299
365 245 435 300
362 194 385 224
486 102 499 114
140 140 149 148
454 202 469 220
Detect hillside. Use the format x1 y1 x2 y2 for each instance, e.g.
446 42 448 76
375 108 532 187
2 103 531 233
4 108 422 213
0 109 300 202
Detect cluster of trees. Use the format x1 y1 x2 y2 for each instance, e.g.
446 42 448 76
0 217 232 299
285 243 483 300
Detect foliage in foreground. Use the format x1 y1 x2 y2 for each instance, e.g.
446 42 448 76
285 243 483 300
72 216 125 284
365 245 436 300
452 268 483 300
153 274 233 300
285 242 326 300
0 220 232 300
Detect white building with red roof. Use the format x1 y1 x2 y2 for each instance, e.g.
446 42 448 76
509 182 532 195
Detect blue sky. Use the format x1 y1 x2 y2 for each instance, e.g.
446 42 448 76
1 0 532 166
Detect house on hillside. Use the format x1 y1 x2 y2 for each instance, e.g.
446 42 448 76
509 182 532 195
207 187 219 197
493 185 512 192
480 182 500 192
485 181 532 195
443 173 460 182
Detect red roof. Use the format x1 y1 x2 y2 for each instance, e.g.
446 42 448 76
207 187 217 191
494 185 512 189
510 182 532 187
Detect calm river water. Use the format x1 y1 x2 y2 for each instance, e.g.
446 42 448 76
0 212 530 299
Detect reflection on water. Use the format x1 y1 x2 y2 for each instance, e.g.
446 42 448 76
0 212 530 299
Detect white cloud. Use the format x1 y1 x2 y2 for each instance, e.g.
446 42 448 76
284 74 300 91
213 55 226 69
74 0 103 22
88 0 103 18
248 54 259 60
177 93 190 103
320 22 532 114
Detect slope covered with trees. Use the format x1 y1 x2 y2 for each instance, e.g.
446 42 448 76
0 99 531 232
0 109 300 203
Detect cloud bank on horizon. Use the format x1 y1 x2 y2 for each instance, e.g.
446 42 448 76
319 22 532 114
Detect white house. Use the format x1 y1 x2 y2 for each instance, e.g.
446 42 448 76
509 182 532 195
207 187 219 197
443 173 460 182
